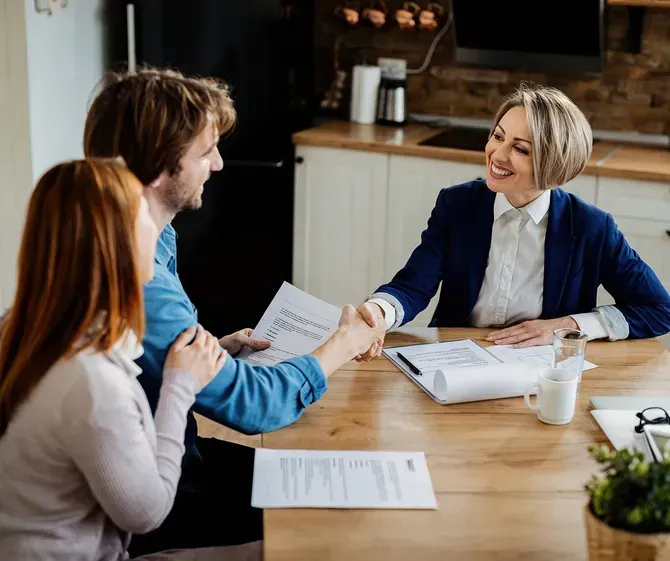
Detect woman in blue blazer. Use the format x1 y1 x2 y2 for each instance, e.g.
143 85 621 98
357 83 670 359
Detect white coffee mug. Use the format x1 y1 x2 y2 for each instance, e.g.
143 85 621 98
524 368 578 425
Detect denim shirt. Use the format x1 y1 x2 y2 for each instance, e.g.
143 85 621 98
136 225 327 461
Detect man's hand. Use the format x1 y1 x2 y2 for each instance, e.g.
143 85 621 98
486 317 579 348
219 328 271 356
355 302 387 361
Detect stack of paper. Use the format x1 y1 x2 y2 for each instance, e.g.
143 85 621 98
487 344 598 371
251 448 437 510
383 340 534 405
384 340 599 405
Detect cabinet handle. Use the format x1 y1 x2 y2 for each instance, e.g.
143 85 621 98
295 156 304 164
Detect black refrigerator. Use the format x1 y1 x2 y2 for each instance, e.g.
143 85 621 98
118 0 316 336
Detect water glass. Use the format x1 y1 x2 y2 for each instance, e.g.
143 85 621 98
552 328 588 382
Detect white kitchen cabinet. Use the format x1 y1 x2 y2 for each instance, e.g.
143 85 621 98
596 177 670 223
597 176 670 292
384 155 487 325
561 175 597 205
293 146 388 308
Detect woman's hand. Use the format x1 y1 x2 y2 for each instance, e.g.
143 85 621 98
165 325 227 389
486 317 579 348
311 305 386 377
219 328 271 356
338 304 386 357
354 302 387 362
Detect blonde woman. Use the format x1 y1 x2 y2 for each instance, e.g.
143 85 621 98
357 82 670 358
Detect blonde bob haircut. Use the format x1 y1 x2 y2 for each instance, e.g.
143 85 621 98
490 82 593 190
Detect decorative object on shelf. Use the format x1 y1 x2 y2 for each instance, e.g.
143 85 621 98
361 0 388 28
334 1 361 26
34 0 69 15
395 2 421 29
321 69 347 111
321 35 347 111
584 445 670 560
418 1 445 32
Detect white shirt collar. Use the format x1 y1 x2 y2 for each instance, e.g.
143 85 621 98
104 330 144 377
493 190 551 225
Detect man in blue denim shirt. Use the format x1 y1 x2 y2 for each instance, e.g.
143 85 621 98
83 69 384 556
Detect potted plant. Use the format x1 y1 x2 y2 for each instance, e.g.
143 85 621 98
585 444 670 560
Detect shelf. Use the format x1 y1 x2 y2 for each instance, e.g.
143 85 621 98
607 0 670 7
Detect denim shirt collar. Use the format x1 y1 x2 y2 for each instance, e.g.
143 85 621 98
155 224 178 270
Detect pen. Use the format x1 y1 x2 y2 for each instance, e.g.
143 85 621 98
396 352 423 376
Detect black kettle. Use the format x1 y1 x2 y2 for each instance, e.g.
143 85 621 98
376 76 407 126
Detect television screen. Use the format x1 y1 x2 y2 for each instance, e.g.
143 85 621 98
452 0 605 73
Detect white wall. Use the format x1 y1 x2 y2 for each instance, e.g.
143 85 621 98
24 0 108 182
0 0 108 309
0 0 33 310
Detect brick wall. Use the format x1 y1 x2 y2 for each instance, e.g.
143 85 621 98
316 2 670 134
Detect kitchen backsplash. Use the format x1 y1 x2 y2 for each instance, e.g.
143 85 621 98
315 2 670 134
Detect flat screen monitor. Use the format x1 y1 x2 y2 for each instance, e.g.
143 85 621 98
452 0 605 74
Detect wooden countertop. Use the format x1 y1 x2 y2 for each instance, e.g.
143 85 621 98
598 144 670 183
261 327 670 561
293 121 670 182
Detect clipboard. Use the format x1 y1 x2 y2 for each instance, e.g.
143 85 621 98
382 339 538 405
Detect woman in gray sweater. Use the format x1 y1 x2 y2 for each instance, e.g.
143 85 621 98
0 159 236 560
0 159 383 560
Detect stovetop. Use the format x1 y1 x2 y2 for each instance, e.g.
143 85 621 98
418 126 492 152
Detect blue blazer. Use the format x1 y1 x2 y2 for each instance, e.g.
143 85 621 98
375 180 670 339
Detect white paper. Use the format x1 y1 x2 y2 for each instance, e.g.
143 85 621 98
237 282 341 366
487 344 598 371
251 449 437 509
383 340 540 405
591 410 653 461
386 339 501 372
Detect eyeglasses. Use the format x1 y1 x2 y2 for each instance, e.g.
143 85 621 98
635 407 670 434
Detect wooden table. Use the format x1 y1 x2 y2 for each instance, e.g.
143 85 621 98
260 328 670 561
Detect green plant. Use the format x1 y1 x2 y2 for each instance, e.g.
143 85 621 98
586 444 670 533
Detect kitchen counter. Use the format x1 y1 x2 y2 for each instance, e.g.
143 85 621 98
293 121 670 182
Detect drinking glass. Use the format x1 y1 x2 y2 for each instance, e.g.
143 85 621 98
552 328 588 384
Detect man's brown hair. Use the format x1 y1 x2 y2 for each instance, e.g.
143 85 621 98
83 68 236 185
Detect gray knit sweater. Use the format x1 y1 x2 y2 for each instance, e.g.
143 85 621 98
0 334 199 560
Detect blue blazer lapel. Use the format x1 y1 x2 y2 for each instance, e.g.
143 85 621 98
542 188 575 319
467 186 496 314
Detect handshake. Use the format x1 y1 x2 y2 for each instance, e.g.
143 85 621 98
345 302 388 362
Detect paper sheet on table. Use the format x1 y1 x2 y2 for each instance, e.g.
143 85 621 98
237 282 341 366
251 449 437 509
591 410 653 461
383 340 540 404
487 344 598 371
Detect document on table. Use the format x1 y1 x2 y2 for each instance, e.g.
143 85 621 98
385 339 501 371
487 344 598 371
251 449 437 509
383 339 541 405
237 282 341 366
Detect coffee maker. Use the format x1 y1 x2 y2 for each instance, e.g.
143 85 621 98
376 58 407 126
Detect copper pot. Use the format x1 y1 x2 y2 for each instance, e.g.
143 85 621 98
395 2 420 30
